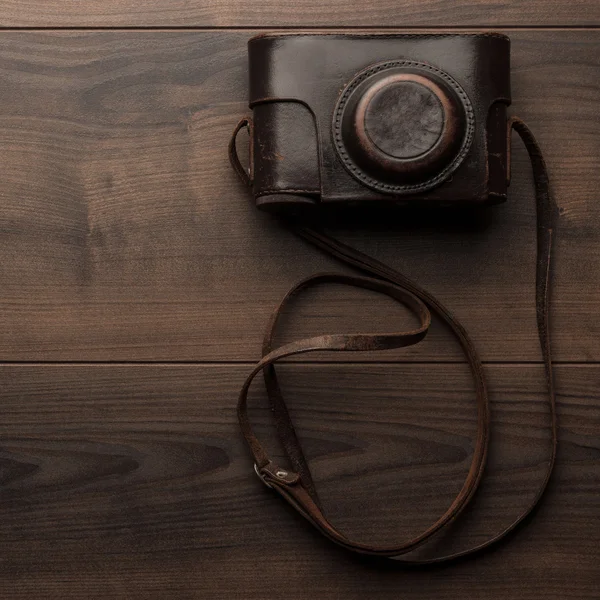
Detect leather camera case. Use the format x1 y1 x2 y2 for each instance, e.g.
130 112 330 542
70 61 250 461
247 32 511 212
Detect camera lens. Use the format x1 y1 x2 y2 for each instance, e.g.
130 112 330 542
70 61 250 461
333 61 473 195
363 80 445 160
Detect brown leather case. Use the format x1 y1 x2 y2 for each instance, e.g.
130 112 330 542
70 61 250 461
247 33 511 211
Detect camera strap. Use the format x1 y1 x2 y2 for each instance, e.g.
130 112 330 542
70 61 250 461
230 116 558 562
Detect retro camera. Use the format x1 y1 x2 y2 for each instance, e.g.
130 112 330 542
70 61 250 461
244 33 511 211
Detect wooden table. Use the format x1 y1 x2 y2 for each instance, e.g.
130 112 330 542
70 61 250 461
0 2 598 598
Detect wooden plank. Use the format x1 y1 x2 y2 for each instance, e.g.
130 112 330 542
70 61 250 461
0 2 597 27
0 31 598 361
0 363 597 598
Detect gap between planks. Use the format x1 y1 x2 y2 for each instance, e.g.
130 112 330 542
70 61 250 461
0 361 598 367
0 26 597 32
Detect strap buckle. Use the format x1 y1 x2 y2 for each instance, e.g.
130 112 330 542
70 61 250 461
253 463 273 489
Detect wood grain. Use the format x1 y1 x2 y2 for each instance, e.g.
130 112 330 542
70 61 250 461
0 0 597 595
0 1 597 27
0 363 597 598
0 31 598 362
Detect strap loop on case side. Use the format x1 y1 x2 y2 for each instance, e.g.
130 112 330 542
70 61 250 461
229 117 253 187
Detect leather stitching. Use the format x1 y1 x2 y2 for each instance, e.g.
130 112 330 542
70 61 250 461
257 189 320 195
251 33 510 41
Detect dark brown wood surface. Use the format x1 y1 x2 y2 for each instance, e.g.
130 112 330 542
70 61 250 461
0 1 598 27
0 4 598 600
1 364 598 599
0 31 599 362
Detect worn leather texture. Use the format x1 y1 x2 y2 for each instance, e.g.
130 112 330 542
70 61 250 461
247 33 511 210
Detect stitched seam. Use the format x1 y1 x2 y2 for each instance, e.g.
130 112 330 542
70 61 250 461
251 33 509 41
333 60 475 195
257 189 320 195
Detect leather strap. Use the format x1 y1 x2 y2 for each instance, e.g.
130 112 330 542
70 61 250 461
231 116 558 562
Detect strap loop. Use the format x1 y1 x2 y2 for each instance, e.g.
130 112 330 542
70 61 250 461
228 117 253 187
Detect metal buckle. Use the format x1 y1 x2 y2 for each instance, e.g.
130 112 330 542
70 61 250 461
254 463 273 489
